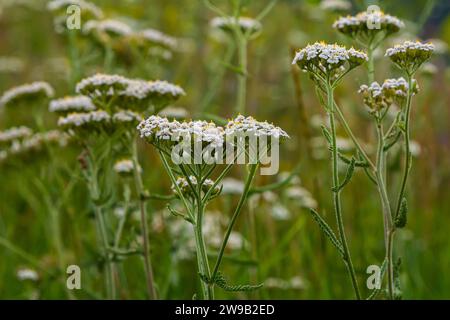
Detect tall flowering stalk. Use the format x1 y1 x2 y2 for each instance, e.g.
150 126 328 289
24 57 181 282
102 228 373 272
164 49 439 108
383 41 434 298
333 10 404 83
332 11 434 298
57 74 184 299
137 115 289 299
205 0 277 114
293 42 369 299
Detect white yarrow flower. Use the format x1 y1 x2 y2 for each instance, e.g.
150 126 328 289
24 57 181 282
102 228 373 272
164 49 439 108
49 96 96 113
0 126 33 144
0 82 54 108
16 268 39 282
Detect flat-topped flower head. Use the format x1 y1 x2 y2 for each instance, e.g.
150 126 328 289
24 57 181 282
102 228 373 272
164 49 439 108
292 42 367 83
385 41 435 74
112 110 143 128
320 0 351 12
114 159 140 177
137 116 225 149
333 11 404 43
145 80 186 111
6 130 69 161
83 19 133 38
47 0 103 19
135 28 178 50
220 177 245 195
116 79 185 113
0 126 33 146
210 16 262 36
225 115 289 140
0 81 54 108
171 176 221 199
16 268 39 282
58 110 111 134
76 74 130 103
358 77 418 111
49 95 96 114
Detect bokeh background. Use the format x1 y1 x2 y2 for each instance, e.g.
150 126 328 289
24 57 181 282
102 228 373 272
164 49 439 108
0 0 449 299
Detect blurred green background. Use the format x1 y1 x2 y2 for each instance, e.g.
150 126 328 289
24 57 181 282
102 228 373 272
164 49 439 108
0 0 449 299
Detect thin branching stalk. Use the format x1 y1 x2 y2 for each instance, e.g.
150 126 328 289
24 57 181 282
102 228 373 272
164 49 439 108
375 120 394 299
395 75 414 218
236 34 248 114
327 84 361 299
131 140 157 300
195 190 214 300
211 163 259 285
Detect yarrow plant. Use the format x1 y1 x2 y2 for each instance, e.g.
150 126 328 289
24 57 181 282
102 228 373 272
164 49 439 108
55 73 185 300
204 0 277 114
294 9 434 299
333 10 404 83
137 114 289 299
0 82 54 109
293 41 368 299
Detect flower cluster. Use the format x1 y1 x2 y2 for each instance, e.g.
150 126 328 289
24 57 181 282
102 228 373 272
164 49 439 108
83 19 133 38
76 74 185 112
225 115 290 139
358 77 418 111
333 11 404 41
210 16 262 35
114 159 140 177
112 110 143 125
138 115 289 147
0 82 54 108
0 127 33 145
57 110 111 132
49 96 96 114
137 116 225 148
320 0 351 12
171 176 221 198
292 42 367 82
385 41 435 74
47 0 103 19
2 130 69 163
135 28 178 50
75 74 129 99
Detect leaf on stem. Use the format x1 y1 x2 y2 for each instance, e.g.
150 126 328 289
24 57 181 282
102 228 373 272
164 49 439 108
214 272 263 292
332 157 356 192
309 209 344 257
395 198 408 228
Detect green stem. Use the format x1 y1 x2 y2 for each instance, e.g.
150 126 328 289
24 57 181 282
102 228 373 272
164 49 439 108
236 35 248 114
194 193 214 300
132 140 157 300
327 85 361 300
94 206 115 300
211 164 258 283
87 151 115 300
67 30 81 91
395 75 413 218
367 45 375 84
334 102 376 171
375 122 394 299
201 40 236 113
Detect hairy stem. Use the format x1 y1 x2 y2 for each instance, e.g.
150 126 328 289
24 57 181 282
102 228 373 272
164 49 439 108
327 85 361 300
375 122 394 299
211 164 258 281
395 75 413 218
195 193 214 300
132 140 157 300
236 36 248 114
